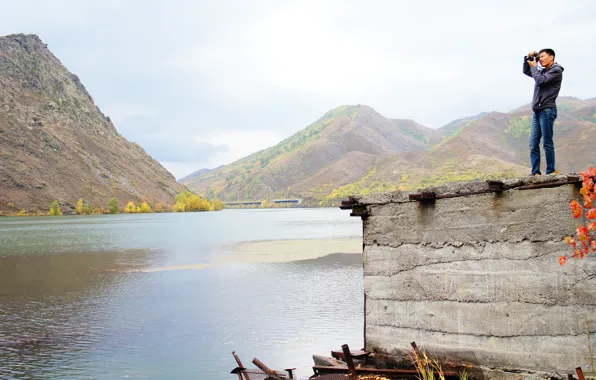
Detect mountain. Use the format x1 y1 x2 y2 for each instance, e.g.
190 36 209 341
178 165 223 183
182 97 596 206
439 112 488 135
0 34 185 214
182 105 447 202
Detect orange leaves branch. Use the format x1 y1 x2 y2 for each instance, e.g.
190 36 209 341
560 166 596 266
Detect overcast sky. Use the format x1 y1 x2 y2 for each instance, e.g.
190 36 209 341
1 0 595 179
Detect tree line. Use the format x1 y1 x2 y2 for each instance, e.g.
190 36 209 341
3 192 224 217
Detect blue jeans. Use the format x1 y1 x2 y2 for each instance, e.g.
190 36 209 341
530 107 557 175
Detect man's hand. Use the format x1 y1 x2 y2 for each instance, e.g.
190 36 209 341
526 50 538 67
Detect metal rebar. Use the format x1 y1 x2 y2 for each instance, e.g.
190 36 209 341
341 344 357 376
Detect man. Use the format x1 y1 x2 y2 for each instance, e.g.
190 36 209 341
523 48 564 176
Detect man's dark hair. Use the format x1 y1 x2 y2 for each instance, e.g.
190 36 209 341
539 48 555 58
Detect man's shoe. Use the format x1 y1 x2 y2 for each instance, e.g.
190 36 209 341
546 170 561 175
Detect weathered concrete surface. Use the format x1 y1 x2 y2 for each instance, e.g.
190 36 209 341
354 176 596 378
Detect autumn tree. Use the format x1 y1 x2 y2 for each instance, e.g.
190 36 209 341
84 201 92 215
49 200 62 216
213 199 224 211
560 166 596 265
108 197 119 214
124 201 137 213
76 198 84 215
173 191 224 212
139 201 152 213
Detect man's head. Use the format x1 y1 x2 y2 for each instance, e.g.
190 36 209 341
539 48 555 68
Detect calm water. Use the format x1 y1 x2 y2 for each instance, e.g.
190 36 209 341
0 208 363 379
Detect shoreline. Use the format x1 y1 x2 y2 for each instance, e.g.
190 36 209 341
216 237 363 264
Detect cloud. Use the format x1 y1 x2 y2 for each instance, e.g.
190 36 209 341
1 0 595 178
139 137 228 163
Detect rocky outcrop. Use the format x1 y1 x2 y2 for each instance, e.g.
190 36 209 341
0 34 185 213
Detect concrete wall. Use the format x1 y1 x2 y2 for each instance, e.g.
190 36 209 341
350 175 596 379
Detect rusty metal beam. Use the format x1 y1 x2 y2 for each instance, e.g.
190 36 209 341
284 367 296 379
232 351 251 380
567 175 582 184
435 189 494 199
350 205 369 219
516 180 570 191
487 180 505 192
311 365 458 378
252 357 277 377
341 344 357 376
409 192 436 201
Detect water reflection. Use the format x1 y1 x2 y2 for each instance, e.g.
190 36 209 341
0 249 153 379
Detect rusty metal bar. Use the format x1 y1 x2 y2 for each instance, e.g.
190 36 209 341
487 180 504 192
284 367 296 379
311 365 457 378
411 341 420 355
232 352 251 380
576 367 586 380
341 344 357 376
350 205 369 219
340 197 356 210
409 192 436 201
435 189 494 199
252 357 276 376
567 175 581 184
516 180 570 191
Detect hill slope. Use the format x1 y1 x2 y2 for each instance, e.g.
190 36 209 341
0 34 185 213
184 97 596 206
182 105 446 201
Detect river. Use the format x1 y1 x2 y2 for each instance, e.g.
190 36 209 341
0 208 364 379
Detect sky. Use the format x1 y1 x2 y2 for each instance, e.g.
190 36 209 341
1 0 595 179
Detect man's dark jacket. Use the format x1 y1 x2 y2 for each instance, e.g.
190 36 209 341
523 57 564 112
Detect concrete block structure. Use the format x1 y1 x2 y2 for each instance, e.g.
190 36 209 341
343 175 596 379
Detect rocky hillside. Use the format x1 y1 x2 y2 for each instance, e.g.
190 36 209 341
182 105 447 202
0 34 186 214
183 97 596 206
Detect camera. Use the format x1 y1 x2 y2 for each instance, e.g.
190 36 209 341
527 52 539 62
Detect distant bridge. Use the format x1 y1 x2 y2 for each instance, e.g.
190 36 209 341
224 199 303 207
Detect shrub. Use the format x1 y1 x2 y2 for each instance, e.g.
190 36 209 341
84 201 92 215
124 201 136 213
108 197 119 214
506 116 532 139
139 202 151 213
76 198 84 214
49 200 62 216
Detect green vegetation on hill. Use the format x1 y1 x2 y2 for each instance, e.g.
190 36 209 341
324 163 521 204
396 123 429 144
506 116 532 139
